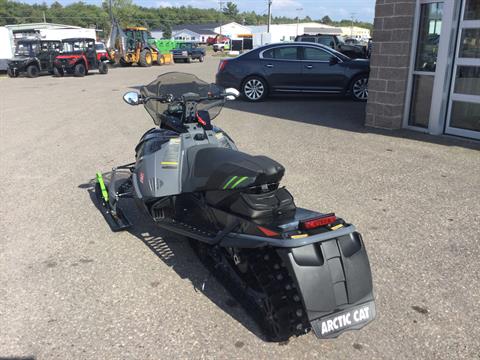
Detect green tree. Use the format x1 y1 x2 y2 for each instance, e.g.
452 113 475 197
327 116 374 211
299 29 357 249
223 2 238 20
321 15 332 24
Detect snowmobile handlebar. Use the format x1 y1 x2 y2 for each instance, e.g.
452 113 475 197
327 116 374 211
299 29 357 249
123 88 239 107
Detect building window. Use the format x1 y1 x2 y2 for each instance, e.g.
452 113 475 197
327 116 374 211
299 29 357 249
414 2 443 72
459 28 480 58
408 2 443 128
464 0 480 20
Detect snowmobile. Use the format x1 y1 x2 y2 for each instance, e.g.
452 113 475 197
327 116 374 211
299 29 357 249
95 72 375 341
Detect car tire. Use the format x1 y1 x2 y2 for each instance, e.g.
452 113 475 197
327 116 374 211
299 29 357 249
139 49 152 67
98 61 108 74
186 56 192 63
242 76 268 102
26 64 39 78
74 63 86 77
350 74 369 102
199 55 204 62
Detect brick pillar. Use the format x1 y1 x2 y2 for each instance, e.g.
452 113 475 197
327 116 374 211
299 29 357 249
366 0 416 129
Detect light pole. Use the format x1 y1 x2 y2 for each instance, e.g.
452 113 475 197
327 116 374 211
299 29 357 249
267 0 272 33
296 7 303 36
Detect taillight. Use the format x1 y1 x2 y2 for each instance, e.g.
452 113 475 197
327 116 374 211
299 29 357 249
299 213 337 230
218 59 228 72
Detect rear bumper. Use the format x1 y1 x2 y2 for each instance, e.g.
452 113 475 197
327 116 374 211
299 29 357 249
215 72 240 90
277 231 375 338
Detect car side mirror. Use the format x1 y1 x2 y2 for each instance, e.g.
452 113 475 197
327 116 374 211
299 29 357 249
123 92 140 105
329 57 339 65
224 87 240 100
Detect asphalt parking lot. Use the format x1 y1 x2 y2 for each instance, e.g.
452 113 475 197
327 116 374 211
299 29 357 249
1 55 479 360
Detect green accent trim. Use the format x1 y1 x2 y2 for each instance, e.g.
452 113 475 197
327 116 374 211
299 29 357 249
223 176 237 190
96 172 109 202
231 176 248 189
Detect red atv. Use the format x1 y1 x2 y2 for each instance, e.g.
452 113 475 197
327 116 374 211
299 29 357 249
54 38 108 77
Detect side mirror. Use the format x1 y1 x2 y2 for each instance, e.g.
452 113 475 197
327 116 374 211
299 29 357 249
123 92 140 105
329 57 339 65
224 87 240 100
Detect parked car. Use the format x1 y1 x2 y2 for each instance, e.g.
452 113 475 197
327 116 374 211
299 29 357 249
95 41 110 62
172 42 205 63
53 38 108 77
295 34 367 59
7 39 61 77
216 42 369 102
213 40 231 52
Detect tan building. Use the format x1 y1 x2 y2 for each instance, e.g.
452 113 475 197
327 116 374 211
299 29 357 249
339 26 371 40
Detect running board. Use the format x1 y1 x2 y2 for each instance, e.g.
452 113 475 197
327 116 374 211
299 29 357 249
156 220 218 244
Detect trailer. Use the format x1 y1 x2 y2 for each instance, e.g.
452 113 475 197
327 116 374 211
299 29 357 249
38 28 97 41
0 27 14 71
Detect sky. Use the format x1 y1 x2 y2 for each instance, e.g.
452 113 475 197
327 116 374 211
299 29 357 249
24 0 376 22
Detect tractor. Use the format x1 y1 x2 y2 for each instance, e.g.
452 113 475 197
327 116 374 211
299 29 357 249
108 21 160 67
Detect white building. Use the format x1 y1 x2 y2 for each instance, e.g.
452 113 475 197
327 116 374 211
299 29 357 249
339 26 371 41
213 22 252 39
168 23 219 43
249 22 340 46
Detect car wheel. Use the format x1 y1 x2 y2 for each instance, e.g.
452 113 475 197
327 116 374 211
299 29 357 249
74 63 86 77
26 64 39 78
242 76 268 102
350 74 368 102
98 61 108 74
186 56 192 63
199 55 204 62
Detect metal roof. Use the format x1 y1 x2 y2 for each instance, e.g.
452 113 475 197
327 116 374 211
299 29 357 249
5 23 82 31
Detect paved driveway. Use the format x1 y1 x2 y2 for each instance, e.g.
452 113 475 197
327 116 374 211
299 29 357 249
1 56 479 359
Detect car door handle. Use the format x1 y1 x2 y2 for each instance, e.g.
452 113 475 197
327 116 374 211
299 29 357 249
305 65 313 69
265 64 274 68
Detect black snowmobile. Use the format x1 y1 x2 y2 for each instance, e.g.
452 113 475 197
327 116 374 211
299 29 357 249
96 72 375 341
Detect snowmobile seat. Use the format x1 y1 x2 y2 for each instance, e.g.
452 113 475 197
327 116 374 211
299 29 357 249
183 146 285 192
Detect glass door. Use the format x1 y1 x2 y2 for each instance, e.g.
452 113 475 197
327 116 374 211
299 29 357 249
408 1 444 128
445 0 480 139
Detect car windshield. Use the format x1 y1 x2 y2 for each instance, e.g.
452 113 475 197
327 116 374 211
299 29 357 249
95 43 105 51
16 41 38 56
140 72 225 126
61 40 94 53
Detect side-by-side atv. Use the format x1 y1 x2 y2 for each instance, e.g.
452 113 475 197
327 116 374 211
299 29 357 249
7 39 61 78
54 38 108 77
95 72 375 341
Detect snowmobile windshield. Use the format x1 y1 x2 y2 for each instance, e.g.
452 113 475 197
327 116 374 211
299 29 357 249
140 72 225 126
